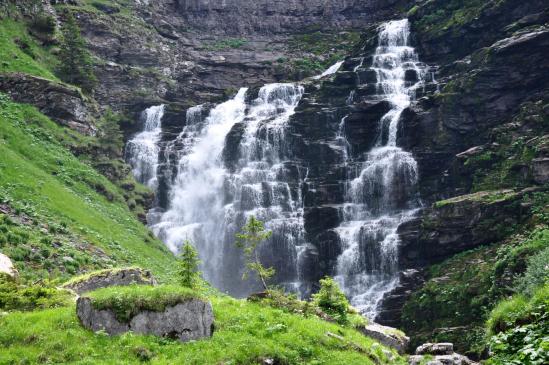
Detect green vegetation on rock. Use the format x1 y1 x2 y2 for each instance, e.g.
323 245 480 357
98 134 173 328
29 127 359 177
87 284 203 322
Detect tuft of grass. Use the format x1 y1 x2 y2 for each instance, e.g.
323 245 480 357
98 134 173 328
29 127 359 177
0 294 405 364
87 284 202 322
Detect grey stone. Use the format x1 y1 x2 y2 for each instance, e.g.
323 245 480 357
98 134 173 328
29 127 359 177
532 158 549 184
0 253 18 278
76 297 214 342
358 322 409 354
416 342 454 355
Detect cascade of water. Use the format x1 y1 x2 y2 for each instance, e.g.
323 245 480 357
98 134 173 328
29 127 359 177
314 60 344 79
125 104 165 188
335 19 426 319
153 84 307 293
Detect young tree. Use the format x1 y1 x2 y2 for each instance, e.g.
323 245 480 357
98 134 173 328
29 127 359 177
176 240 201 289
57 12 96 93
98 109 124 157
235 216 274 290
312 277 350 324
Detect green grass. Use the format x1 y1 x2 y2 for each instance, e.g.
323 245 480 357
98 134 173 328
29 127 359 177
87 285 202 322
0 294 405 364
0 94 175 281
0 18 58 79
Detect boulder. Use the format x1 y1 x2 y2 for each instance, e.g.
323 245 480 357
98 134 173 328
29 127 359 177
0 253 18 278
62 268 157 295
409 343 479 365
358 322 409 354
416 342 454 355
77 297 214 342
0 73 96 135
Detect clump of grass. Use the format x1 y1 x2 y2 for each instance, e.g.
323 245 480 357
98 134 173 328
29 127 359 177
87 285 202 322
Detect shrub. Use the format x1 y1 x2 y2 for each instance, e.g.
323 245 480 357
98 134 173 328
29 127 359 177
312 277 350 324
516 246 549 296
0 274 72 311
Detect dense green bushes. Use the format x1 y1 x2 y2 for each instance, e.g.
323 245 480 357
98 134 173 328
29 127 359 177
486 285 548 365
0 274 72 311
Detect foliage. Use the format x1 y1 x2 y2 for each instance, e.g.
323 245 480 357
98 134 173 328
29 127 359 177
312 277 351 325
204 38 248 51
486 285 549 365
57 12 97 93
0 274 72 312
88 284 202 322
176 241 201 289
516 246 549 297
97 109 125 157
235 216 274 290
0 295 404 364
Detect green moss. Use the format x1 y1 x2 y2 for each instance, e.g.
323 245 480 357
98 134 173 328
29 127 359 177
87 285 201 322
0 295 404 364
433 190 517 208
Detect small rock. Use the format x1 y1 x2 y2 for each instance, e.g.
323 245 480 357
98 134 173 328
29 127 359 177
0 253 18 278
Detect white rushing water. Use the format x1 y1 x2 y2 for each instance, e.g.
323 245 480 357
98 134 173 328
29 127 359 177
152 84 307 292
125 104 165 188
314 60 344 79
335 19 426 319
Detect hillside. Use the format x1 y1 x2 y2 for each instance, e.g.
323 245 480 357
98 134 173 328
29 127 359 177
0 0 548 364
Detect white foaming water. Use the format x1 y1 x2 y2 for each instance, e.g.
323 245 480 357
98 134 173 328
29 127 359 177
314 60 344 79
125 104 165 188
153 84 307 291
335 19 426 319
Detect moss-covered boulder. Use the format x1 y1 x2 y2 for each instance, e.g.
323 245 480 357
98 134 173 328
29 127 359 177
76 285 214 342
62 267 157 295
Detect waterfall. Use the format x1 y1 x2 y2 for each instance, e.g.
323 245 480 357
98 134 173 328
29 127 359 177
314 60 344 79
152 84 307 294
125 104 165 188
334 19 426 319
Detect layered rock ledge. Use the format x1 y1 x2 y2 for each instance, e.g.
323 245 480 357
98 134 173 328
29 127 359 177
62 267 157 295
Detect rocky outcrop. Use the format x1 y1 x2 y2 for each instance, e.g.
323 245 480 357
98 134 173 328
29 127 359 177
77 297 214 342
0 73 96 135
399 190 528 267
0 253 18 278
358 323 409 354
62 268 157 294
409 343 479 365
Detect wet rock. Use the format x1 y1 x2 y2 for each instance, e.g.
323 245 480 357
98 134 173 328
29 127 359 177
77 297 214 342
0 253 18 278
0 73 96 135
62 268 157 295
358 322 410 354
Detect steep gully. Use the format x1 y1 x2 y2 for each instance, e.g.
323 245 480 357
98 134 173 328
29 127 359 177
126 19 431 319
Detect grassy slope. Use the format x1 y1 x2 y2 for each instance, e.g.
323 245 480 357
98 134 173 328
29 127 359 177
0 293 404 365
0 94 175 281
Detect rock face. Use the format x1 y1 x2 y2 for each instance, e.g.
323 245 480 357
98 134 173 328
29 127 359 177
358 323 410 354
0 73 96 135
398 190 527 268
63 268 157 295
409 343 479 365
76 297 214 342
0 253 18 278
